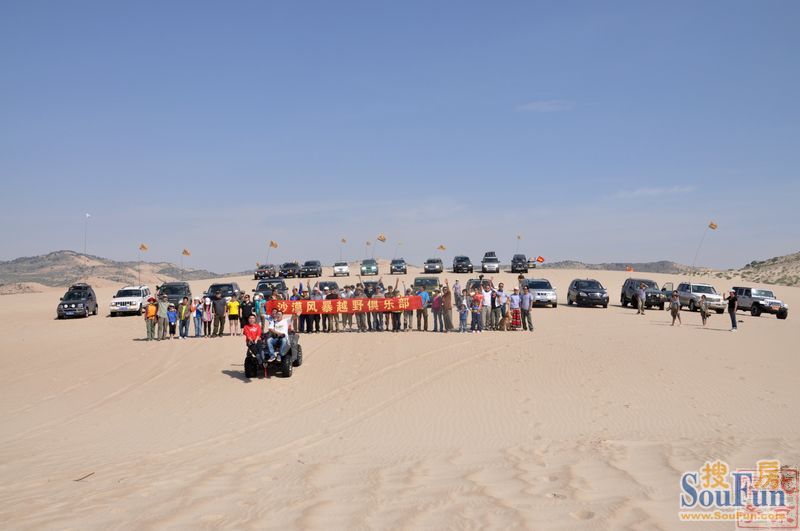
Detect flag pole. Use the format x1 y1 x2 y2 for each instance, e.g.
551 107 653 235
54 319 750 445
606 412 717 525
691 226 710 274
138 249 141 286
83 215 88 254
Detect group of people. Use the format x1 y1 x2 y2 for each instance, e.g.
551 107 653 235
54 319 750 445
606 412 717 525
142 276 539 340
665 288 740 331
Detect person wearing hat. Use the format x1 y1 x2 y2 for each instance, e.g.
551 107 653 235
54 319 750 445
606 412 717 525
509 287 522 330
724 290 738 331
177 297 192 339
202 297 214 337
144 296 158 340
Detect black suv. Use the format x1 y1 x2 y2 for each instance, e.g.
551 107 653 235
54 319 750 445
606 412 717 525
423 258 444 274
253 278 288 299
620 278 666 310
254 264 277 280
204 282 241 301
157 281 192 306
567 279 609 307
390 258 407 275
452 256 473 273
279 262 300 278
510 254 529 273
56 283 98 319
300 260 322 278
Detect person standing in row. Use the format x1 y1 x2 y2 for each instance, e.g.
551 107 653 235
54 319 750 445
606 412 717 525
509 287 521 330
442 282 453 333
156 294 170 340
240 294 254 332
253 293 267 330
177 297 191 339
144 296 158 340
481 282 493 331
519 286 534 332
431 290 443 332
458 296 468 333
192 297 203 337
212 291 227 337
470 289 483 333
202 297 213 337
227 294 241 336
724 290 738 331
167 304 178 339
416 285 430 331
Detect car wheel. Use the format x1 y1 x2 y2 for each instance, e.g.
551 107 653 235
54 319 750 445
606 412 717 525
84 308 89 318
292 345 303 367
110 311 117 317
137 305 143 315
659 303 665 310
715 309 724 314
689 300 697 312
602 303 608 308
552 302 558 308
620 296 627 307
92 306 97 315
751 305 761 317
567 296 573 305
281 355 293 377
777 308 788 320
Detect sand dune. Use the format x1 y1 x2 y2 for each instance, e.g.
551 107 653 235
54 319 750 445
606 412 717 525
0 267 797 529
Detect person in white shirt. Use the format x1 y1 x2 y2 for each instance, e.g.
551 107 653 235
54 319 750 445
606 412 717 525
481 282 493 331
266 310 292 362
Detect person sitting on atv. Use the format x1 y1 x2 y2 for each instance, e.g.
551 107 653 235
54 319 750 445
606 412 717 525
266 309 292 362
243 314 262 343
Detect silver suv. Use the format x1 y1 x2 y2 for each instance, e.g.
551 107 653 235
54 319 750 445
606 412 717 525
676 282 725 313
732 286 788 319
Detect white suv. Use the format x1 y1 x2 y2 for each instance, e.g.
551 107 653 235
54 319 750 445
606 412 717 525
676 282 725 313
109 285 151 316
333 261 350 276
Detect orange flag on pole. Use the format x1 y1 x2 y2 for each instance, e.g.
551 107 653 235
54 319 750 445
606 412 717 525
708 221 718 230
139 243 149 252
536 256 545 263
269 240 279 249
182 249 191 256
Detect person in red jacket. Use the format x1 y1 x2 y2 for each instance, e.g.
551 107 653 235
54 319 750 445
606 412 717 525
243 314 262 344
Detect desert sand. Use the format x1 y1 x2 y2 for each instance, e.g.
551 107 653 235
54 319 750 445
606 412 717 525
0 266 798 529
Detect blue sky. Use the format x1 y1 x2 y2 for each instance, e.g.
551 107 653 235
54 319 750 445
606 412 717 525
1 1 798 272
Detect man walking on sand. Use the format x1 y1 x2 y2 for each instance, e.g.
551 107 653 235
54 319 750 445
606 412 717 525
636 283 647 315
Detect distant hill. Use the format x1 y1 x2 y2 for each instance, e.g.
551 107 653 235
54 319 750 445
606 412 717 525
739 251 800 287
0 250 247 288
539 260 689 274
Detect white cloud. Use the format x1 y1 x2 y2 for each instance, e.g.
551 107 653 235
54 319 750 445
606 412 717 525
609 185 695 199
516 99 575 112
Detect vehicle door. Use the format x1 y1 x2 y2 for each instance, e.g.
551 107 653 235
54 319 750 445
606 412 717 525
741 288 752 309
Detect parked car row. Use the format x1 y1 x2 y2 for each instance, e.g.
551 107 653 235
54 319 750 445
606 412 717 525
251 252 546 279
56 276 790 321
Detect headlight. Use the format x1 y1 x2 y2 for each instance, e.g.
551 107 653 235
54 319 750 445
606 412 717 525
70 303 76 308
579 292 587 297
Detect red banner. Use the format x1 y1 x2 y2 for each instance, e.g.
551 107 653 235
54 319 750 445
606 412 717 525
266 296 423 315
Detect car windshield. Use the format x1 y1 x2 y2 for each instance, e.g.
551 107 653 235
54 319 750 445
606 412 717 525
159 285 186 295
637 280 658 289
513 255 526 260
281 263 296 268
208 284 234 296
455 257 468 262
525 280 552 290
414 278 439 288
391 260 404 264
62 291 86 301
319 282 339 290
752 289 775 298
335 262 347 267
363 260 376 265
304 261 319 266
484 257 499 263
692 285 717 294
115 289 142 298
576 280 603 290
426 259 440 263
257 281 285 290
